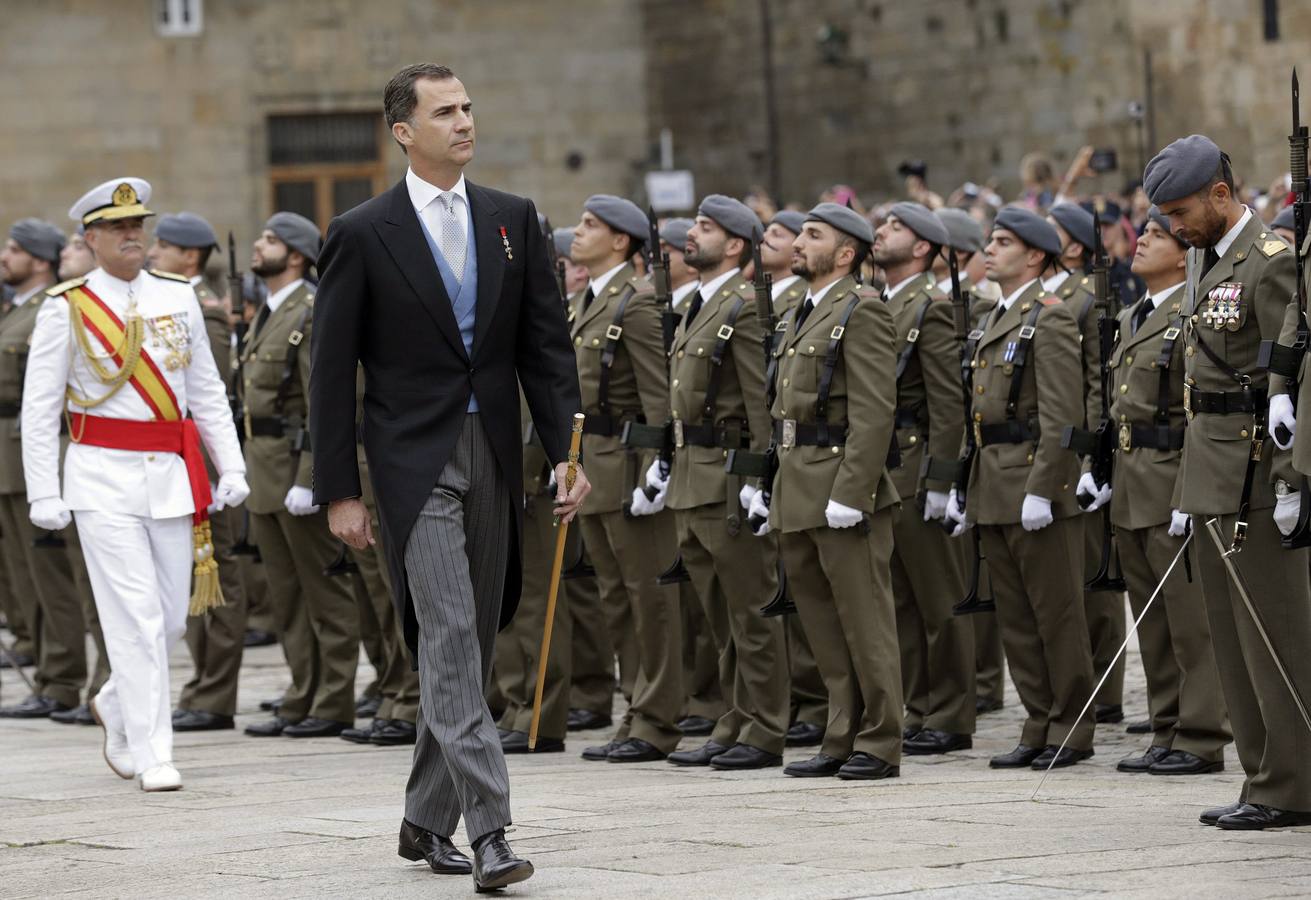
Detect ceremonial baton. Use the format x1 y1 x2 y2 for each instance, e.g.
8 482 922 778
1032 530 1193 800
528 412 585 749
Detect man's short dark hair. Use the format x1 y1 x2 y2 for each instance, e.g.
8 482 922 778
384 63 457 151
835 232 867 274
1197 155 1235 199
733 235 752 269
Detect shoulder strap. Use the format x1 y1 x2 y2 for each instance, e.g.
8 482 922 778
815 292 864 435
894 295 934 383
275 302 313 415
699 296 747 422
1005 302 1045 422
1153 312 1186 442
596 284 639 418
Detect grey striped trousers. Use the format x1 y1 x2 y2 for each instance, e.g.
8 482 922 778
403 413 513 843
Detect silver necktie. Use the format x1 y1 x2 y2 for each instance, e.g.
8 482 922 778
437 192 466 281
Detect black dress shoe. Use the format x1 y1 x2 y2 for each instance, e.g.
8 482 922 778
501 730 565 753
1031 745 1094 769
472 830 533 892
355 693 381 719
784 753 846 777
566 708 612 731
0 695 70 718
903 729 972 755
1125 719 1152 734
398 818 472 875
1116 745 1171 773
667 740 730 767
258 697 283 712
173 709 235 732
371 720 418 746
837 751 899 780
1199 800 1245 826
1094 704 1124 724
0 651 34 669
341 719 386 744
243 629 277 647
607 737 666 762
902 725 922 740
1217 803 1311 831
785 721 824 747
976 697 1004 714
581 739 622 761
283 717 346 738
50 704 93 726
709 743 782 770
245 716 291 737
989 744 1044 768
1149 749 1224 775
677 715 715 736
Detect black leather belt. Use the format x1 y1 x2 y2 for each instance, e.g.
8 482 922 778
976 419 1040 447
674 419 750 449
1183 385 1267 417
773 419 847 448
1119 422 1185 451
583 414 636 438
247 416 310 450
894 408 921 429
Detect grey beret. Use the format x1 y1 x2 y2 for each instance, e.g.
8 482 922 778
1146 205 1187 246
659 217 694 249
155 211 218 250
10 218 65 263
888 201 950 246
1272 205 1296 232
697 194 759 241
551 227 575 260
993 207 1062 256
934 208 984 253
1047 202 1096 251
805 202 874 246
265 211 321 265
583 195 648 243
1143 134 1224 205
770 210 807 235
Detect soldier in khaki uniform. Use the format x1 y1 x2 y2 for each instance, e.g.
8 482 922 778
145 212 247 732
1146 135 1311 829
0 219 95 719
646 195 789 770
568 196 684 763
872 203 977 756
240 213 360 739
945 207 1095 769
1106 209 1229 775
755 203 903 780
1045 202 1125 724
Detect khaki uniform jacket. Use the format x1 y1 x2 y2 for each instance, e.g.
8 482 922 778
197 282 233 481
1177 215 1295 514
965 280 1083 525
240 281 315 514
769 274 899 532
887 273 964 500
667 275 771 510
1052 273 1104 432
569 263 667 514
0 297 46 494
1108 285 1187 531
772 275 807 319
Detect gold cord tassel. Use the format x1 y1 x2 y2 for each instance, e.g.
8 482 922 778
189 520 225 616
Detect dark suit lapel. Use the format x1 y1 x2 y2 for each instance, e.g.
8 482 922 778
468 182 505 359
375 179 467 363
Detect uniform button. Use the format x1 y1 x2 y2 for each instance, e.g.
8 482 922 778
781 409 787 416
787 348 795 357
574 337 582 346
697 348 705 356
831 446 839 454
1120 384 1128 393
1125 355 1133 365
1026 453 1034 463
974 412 983 421
976 385 984 394
970 361 977 369
807 345 815 353
1150 361 1157 368
782 378 790 387
677 350 685 358
722 450 728 459
979 359 987 368
1191 314 1199 324
1240 429 1249 438
908 435 917 445
591 338 600 347
1185 347 1194 357
672 379 680 387
1120 414 1127 422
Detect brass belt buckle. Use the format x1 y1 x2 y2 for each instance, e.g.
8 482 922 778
1118 423 1132 452
1183 384 1193 420
673 419 685 449
972 420 983 447
781 419 797 450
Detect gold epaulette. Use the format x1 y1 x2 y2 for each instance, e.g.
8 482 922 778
45 276 87 297
1257 237 1288 258
149 268 190 283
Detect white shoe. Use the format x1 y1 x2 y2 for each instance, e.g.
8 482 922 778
89 696 133 780
140 763 182 792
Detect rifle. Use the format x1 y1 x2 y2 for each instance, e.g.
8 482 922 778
227 232 261 560
541 215 568 305
944 249 995 616
1061 199 1126 591
1259 69 1311 548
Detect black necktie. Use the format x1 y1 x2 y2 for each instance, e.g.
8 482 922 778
686 291 708 327
1202 247 1220 278
794 296 815 330
251 303 271 338
991 301 1007 327
581 287 595 313
1132 298 1152 335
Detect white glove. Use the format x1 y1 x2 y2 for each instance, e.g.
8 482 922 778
30 497 72 532
212 472 250 511
944 487 971 537
923 489 949 522
748 491 771 536
1270 393 1297 450
739 483 759 511
283 485 320 517
645 458 670 492
1076 472 1112 512
824 499 863 529
629 484 666 516
1275 491 1300 536
1168 508 1191 537
1020 493 1053 531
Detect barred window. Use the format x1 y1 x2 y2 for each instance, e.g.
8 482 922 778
267 113 388 230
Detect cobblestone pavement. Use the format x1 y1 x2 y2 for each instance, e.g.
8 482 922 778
2 623 1310 899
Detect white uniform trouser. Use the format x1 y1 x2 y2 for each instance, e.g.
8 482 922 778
75 510 192 774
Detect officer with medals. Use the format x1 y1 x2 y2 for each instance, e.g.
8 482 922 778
755 203 904 780
944 207 1096 770
21 178 248 791
1146 135 1311 829
871 202 977 756
1107 207 1230 775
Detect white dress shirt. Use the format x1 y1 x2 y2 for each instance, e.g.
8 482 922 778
671 280 700 311
406 168 469 246
1214 206 1253 259
587 262 628 301
886 273 921 301
1041 270 1070 293
995 278 1040 316
698 267 742 304
770 274 800 300
265 278 304 314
